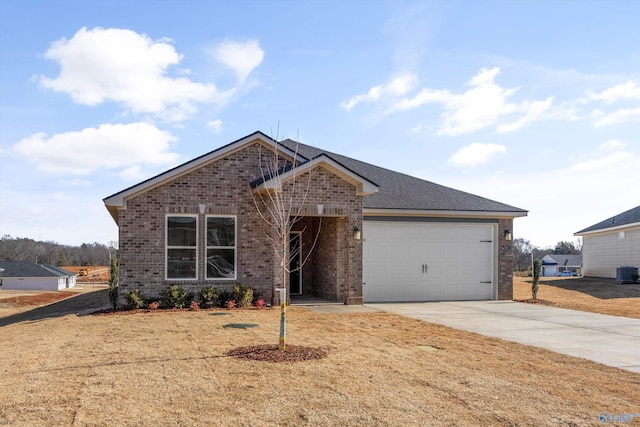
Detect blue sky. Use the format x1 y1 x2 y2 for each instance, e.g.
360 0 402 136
1 0 639 248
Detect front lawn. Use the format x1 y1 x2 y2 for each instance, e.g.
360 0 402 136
0 302 638 426
514 276 640 319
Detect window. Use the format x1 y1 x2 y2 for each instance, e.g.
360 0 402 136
166 215 197 279
206 216 236 279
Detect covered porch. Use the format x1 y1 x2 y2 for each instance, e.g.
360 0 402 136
288 212 362 305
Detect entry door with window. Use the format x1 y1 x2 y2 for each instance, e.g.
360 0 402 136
289 232 302 295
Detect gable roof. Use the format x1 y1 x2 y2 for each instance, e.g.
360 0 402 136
541 254 582 267
0 261 76 278
250 153 378 196
279 139 527 216
575 205 640 235
104 131 297 223
104 131 527 224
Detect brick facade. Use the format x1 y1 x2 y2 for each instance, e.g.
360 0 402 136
113 136 514 305
117 142 363 304
497 218 514 300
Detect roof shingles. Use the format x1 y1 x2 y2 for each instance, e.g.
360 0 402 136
279 139 526 213
576 205 640 234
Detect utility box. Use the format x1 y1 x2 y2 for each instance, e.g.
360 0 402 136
616 266 639 284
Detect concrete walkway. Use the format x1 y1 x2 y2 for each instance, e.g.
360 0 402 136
368 301 640 374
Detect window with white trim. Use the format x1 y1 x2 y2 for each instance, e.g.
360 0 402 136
206 216 236 279
166 215 198 279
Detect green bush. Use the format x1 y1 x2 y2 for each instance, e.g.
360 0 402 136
108 258 119 310
161 285 193 308
233 285 254 308
218 290 234 308
198 286 220 308
532 259 541 300
252 290 262 305
124 289 146 309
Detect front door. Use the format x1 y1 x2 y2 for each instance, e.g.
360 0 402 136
289 232 302 294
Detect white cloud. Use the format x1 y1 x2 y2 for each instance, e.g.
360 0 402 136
447 142 507 167
39 27 228 121
13 122 180 175
61 178 91 187
213 39 264 83
599 139 625 151
341 74 418 111
207 119 223 133
592 107 640 127
588 81 640 103
568 151 632 173
496 97 553 133
395 67 553 136
418 147 639 248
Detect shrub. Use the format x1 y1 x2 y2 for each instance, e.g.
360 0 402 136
108 258 119 310
532 259 541 300
255 298 266 309
124 289 146 309
198 286 220 308
226 299 236 309
148 301 159 310
233 285 254 308
190 301 200 311
161 285 193 309
252 290 262 305
219 290 234 308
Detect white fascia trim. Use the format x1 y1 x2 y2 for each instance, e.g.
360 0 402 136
253 155 378 196
575 222 640 237
104 133 299 210
363 208 528 219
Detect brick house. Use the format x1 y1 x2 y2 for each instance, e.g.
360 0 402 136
104 131 527 304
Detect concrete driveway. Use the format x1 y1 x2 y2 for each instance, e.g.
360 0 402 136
368 301 640 374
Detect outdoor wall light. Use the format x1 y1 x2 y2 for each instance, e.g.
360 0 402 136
504 229 512 241
353 226 361 240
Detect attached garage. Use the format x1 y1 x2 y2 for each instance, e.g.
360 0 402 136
363 220 496 302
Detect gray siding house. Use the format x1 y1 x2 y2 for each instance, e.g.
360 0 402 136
575 205 640 278
0 261 77 291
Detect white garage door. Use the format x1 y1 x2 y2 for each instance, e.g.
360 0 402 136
363 221 495 302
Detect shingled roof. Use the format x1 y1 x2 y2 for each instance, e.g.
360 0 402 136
576 205 640 234
279 139 527 214
104 131 527 223
0 261 75 278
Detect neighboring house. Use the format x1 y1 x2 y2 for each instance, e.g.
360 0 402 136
575 205 640 278
0 261 77 290
541 254 582 277
103 131 527 304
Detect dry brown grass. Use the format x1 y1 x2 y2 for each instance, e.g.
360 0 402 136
1 301 639 426
514 276 640 319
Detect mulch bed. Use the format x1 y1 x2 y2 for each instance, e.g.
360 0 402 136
515 298 556 305
226 344 328 363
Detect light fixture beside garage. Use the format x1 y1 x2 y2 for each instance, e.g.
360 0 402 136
353 226 361 240
504 229 512 241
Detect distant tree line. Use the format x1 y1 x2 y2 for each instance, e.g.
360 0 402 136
0 235 116 266
512 238 582 273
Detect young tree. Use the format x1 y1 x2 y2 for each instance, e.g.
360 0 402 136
250 130 322 350
108 258 119 310
532 258 541 300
